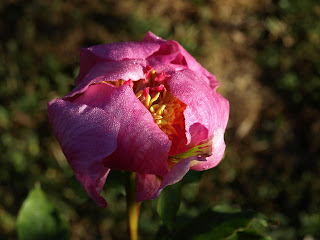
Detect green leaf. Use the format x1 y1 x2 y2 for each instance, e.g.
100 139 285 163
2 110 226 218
173 205 275 240
17 185 69 240
157 181 182 228
229 229 272 240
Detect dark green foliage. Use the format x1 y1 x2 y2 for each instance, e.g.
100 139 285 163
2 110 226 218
17 186 69 240
157 182 182 228
172 206 273 240
257 0 320 107
156 205 274 240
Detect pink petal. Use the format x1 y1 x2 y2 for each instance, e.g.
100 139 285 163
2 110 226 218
173 42 219 90
72 83 171 176
148 40 185 68
76 49 101 85
146 52 188 74
158 156 199 192
187 123 209 148
88 41 161 61
67 59 146 99
136 174 161 202
144 31 219 89
143 31 166 43
190 128 226 171
86 167 110 207
169 69 229 147
136 156 204 201
75 42 161 85
95 167 110 193
47 99 120 207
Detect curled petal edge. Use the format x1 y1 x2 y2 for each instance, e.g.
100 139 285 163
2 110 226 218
48 99 120 207
136 127 227 202
136 156 206 202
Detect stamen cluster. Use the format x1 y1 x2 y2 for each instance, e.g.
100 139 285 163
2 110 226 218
109 67 186 139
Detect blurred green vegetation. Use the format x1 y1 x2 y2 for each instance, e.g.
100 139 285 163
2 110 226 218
0 0 319 239
17 186 69 240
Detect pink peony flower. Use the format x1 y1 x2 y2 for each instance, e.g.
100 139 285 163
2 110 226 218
48 32 229 207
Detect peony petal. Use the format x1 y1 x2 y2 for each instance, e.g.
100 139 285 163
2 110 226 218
87 41 161 61
67 59 146 99
190 127 226 171
48 99 120 207
75 41 161 85
144 31 219 89
147 52 188 74
158 156 198 192
143 31 166 43
76 48 100 85
136 156 205 201
85 167 110 207
187 123 209 148
169 69 229 147
72 83 171 176
172 41 219 90
96 167 110 193
136 174 161 202
148 40 185 68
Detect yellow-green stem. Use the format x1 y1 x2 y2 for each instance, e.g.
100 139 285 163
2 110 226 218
125 171 141 240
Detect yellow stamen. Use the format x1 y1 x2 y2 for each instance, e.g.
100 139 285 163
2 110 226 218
114 80 124 86
150 92 160 106
153 115 163 120
135 90 143 98
145 94 151 108
152 104 159 109
156 105 166 115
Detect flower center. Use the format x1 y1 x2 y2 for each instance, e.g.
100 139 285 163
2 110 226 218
108 68 186 140
135 86 185 138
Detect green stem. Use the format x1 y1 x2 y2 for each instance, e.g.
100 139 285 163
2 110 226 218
125 171 141 240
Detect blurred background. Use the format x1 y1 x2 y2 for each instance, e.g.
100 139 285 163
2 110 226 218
0 0 319 239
